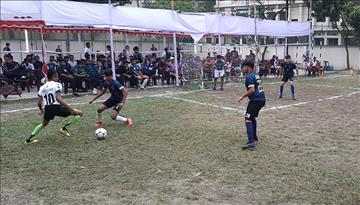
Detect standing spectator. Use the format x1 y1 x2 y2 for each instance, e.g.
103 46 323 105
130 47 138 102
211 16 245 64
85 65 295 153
231 47 238 57
213 55 225 91
32 55 44 90
57 59 78 96
21 58 35 91
47 56 57 70
84 42 92 60
67 55 77 70
150 44 158 58
106 45 115 58
3 43 11 56
161 48 172 61
225 49 231 61
55 45 63 60
73 60 91 92
275 56 282 78
168 57 177 83
133 46 144 65
129 58 149 89
270 55 276 75
248 50 255 61
85 59 103 94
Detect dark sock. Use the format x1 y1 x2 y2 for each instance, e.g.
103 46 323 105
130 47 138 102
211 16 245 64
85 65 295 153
253 120 257 141
280 85 284 97
26 135 35 142
245 121 254 143
291 85 295 97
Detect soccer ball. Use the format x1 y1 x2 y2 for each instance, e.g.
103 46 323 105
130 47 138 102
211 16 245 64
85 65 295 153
95 128 107 140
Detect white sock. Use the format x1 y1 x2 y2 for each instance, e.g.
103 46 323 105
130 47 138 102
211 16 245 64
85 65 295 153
142 79 149 87
116 116 127 122
97 112 102 122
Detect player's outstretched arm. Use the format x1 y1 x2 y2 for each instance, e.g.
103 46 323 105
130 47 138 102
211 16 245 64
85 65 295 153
238 86 255 102
55 92 83 116
89 89 106 104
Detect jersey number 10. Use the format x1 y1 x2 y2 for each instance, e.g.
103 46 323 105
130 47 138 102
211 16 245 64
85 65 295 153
44 93 55 105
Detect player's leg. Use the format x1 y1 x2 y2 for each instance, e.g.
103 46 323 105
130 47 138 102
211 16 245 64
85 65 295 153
25 120 49 144
220 70 224 91
279 79 286 98
110 103 132 127
252 101 265 142
95 104 108 126
213 70 218 90
290 79 296 100
59 108 84 137
242 101 256 150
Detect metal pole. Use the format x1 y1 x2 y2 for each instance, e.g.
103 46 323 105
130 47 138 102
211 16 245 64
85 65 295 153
285 37 288 56
172 32 180 86
24 29 29 53
218 34 222 55
77 33 82 59
254 4 259 70
109 0 116 79
163 37 166 50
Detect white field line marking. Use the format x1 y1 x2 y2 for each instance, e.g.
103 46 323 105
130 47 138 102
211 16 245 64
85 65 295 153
227 74 354 87
0 89 208 114
165 91 360 114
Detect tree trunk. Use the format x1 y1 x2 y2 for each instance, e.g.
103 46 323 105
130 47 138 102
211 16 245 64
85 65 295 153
344 37 350 69
262 46 268 62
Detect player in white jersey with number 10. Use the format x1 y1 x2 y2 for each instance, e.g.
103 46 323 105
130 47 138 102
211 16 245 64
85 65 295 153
25 70 83 144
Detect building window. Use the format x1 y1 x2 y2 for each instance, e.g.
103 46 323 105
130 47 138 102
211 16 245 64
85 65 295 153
316 16 325 22
279 12 286 20
314 38 325 45
328 38 338 46
232 37 241 44
288 37 298 44
291 19 298 21
206 37 212 44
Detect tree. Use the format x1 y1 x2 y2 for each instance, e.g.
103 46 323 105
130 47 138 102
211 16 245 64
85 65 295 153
348 7 360 45
143 0 216 12
312 0 356 69
255 0 289 62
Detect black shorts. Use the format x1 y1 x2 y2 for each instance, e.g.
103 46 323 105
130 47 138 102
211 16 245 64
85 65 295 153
245 101 265 121
282 74 294 82
103 97 123 112
44 105 71 121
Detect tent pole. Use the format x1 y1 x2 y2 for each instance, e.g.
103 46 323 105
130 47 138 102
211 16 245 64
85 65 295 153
285 37 288 56
109 26 116 79
218 34 221 55
25 29 29 53
40 27 46 62
77 33 82 59
172 32 179 86
163 37 166 50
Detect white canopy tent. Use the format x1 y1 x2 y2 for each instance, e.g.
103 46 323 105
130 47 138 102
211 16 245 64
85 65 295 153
1 0 312 85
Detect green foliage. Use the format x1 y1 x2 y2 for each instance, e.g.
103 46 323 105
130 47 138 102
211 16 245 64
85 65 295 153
348 7 360 44
142 0 216 12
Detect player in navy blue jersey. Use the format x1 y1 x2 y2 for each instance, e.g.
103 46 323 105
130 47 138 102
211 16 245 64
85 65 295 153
89 70 132 127
238 61 266 150
279 55 296 100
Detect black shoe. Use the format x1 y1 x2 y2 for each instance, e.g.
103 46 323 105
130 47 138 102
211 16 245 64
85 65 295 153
254 136 258 142
220 88 224 91
242 142 256 150
213 87 216 91
73 93 80 97
292 97 296 100
279 96 283 99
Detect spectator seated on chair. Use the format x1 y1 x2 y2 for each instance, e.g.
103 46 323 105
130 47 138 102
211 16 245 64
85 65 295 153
57 59 78 96
116 60 132 87
129 57 149 89
20 57 35 92
3 55 31 92
141 55 153 83
73 60 91 92
47 55 57 70
168 57 177 84
32 55 44 90
85 59 104 93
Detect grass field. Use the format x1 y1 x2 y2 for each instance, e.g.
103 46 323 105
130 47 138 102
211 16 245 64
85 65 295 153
1 74 359 205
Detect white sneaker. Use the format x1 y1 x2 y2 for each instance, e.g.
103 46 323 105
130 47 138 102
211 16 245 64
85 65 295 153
140 86 145 89
92 88 98 95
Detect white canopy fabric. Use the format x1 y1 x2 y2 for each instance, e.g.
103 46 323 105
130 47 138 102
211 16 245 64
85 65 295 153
0 0 311 38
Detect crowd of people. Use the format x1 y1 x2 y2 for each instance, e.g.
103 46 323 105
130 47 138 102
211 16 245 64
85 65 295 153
0 42 187 98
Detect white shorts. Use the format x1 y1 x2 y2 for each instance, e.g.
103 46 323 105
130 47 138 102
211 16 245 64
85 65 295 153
214 70 225 78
